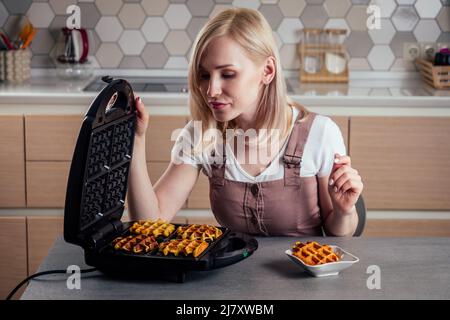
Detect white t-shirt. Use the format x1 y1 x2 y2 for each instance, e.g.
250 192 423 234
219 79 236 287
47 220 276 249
171 107 346 183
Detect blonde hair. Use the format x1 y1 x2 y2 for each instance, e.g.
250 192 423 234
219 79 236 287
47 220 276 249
188 7 308 153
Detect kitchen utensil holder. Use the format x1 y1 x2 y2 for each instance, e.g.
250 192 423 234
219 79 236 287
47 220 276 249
416 58 450 90
0 49 31 83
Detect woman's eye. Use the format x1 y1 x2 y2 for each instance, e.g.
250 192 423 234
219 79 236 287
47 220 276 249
199 74 210 80
222 74 235 79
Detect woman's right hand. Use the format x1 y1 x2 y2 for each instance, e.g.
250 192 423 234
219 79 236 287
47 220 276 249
134 96 149 138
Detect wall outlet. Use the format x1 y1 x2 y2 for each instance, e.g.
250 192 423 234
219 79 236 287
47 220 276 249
420 43 437 61
403 42 420 61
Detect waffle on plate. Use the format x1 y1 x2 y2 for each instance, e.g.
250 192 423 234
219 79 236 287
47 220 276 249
130 219 175 238
176 224 223 242
291 241 341 266
159 239 209 258
112 234 159 254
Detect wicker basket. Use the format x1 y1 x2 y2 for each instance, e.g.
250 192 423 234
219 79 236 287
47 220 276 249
416 58 450 90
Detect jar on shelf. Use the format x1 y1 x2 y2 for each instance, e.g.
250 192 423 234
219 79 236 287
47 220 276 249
323 29 348 75
299 28 323 74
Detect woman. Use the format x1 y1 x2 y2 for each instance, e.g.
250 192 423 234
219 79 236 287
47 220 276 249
128 8 363 237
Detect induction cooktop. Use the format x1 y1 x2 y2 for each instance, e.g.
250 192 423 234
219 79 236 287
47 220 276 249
83 77 189 93
84 76 293 93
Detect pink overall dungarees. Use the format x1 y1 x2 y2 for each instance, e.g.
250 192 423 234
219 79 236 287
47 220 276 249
208 112 323 236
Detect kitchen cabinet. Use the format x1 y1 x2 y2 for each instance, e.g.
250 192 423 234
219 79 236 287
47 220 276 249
27 216 64 275
26 162 70 208
146 116 188 161
146 161 187 209
23 115 190 208
144 160 214 211
332 116 349 150
3 114 348 209
147 161 169 182
145 115 210 209
365 219 450 237
0 116 26 207
0 217 27 300
186 215 219 226
25 115 82 161
350 117 450 210
24 115 81 207
187 173 211 209
5 114 450 211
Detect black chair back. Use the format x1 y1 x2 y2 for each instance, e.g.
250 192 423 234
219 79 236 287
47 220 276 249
353 195 366 236
321 195 366 237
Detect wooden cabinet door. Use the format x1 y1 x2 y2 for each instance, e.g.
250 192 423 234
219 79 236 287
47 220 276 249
145 116 187 161
187 215 219 226
27 162 70 207
365 219 450 237
25 115 81 208
25 115 82 161
330 116 349 153
0 116 25 207
27 216 63 275
145 161 210 210
145 162 187 209
187 172 210 209
350 117 450 210
124 162 188 221
146 162 170 185
0 217 27 300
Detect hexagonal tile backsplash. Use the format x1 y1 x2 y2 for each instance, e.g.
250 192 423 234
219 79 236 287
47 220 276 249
0 0 448 71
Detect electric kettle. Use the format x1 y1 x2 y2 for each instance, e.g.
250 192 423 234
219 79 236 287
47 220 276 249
56 27 89 64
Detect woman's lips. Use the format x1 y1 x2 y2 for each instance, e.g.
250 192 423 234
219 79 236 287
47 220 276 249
211 102 229 110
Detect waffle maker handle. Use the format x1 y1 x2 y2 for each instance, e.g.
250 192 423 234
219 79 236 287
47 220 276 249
212 235 258 269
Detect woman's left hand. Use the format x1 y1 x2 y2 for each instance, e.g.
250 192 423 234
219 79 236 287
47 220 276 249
328 154 364 216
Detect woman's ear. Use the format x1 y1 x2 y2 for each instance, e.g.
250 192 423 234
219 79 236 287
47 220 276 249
262 56 276 85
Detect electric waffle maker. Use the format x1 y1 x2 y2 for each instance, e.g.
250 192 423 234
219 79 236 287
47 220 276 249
64 76 258 282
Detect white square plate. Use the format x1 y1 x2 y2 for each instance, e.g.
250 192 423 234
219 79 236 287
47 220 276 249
285 245 359 277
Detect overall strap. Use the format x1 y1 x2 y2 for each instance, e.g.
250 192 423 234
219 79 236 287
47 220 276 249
209 141 226 186
283 111 317 186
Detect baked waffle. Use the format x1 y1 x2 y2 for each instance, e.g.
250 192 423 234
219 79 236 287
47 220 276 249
176 224 223 242
159 239 209 258
291 241 340 266
130 219 175 238
112 234 158 254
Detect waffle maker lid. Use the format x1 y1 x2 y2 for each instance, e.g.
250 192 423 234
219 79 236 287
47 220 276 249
64 76 136 249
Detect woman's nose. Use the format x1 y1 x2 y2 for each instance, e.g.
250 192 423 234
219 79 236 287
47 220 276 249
207 78 222 98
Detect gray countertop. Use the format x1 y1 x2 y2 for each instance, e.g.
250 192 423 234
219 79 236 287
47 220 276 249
21 237 450 300
1 74 450 116
1 74 448 98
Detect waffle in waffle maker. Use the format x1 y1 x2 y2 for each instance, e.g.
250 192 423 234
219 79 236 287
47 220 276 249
64 76 258 282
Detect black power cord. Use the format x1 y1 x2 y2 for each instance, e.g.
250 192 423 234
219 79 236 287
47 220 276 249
6 267 97 300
